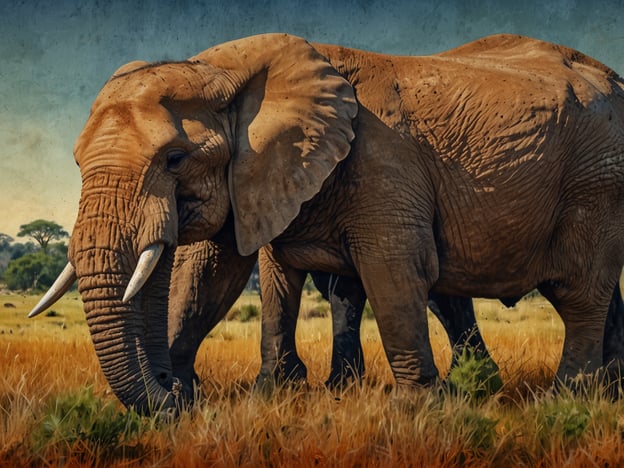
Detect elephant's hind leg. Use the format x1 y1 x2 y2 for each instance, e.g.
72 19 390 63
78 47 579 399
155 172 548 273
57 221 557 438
602 283 624 380
428 293 491 360
355 233 440 389
539 280 613 386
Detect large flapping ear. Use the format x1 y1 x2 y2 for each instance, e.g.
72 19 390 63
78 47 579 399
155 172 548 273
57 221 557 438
192 34 358 256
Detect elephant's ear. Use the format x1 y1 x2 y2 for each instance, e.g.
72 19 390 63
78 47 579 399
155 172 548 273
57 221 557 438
193 34 358 256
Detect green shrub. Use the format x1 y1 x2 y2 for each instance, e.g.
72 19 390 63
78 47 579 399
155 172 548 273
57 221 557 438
539 400 591 442
453 408 498 452
31 387 147 455
447 348 503 401
303 302 329 319
4 251 68 291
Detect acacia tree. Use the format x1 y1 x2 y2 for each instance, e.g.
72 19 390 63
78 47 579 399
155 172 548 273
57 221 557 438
17 220 68 254
4 221 70 291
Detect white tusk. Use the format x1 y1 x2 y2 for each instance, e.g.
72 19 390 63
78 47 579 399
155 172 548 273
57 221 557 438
122 243 165 304
28 263 77 318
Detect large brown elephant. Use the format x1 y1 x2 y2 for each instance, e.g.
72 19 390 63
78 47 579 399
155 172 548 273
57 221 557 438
31 33 624 414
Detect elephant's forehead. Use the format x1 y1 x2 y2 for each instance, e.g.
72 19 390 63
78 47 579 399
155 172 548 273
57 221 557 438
74 99 177 171
94 69 168 103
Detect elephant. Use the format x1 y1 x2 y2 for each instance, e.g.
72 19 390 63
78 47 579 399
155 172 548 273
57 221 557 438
30 33 624 415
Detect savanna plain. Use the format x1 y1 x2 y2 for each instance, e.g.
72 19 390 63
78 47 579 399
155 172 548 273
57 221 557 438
2 287 624 467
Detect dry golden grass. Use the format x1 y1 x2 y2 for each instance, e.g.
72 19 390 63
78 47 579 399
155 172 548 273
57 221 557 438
2 291 624 466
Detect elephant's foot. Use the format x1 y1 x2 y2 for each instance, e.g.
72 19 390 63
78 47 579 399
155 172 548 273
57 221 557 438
325 367 364 390
169 368 203 408
389 378 442 413
255 356 308 395
325 357 365 389
326 332 365 389
602 361 624 400
604 358 624 378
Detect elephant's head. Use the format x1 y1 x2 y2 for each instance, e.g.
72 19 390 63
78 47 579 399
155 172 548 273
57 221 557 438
36 34 357 415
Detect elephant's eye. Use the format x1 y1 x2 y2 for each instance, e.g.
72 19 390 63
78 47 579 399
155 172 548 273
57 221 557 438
166 150 189 170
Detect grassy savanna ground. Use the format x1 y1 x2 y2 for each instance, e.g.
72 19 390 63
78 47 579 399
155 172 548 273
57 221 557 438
2 289 624 466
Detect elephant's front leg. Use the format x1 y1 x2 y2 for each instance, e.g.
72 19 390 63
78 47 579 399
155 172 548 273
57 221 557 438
311 273 367 387
168 238 257 400
257 245 308 388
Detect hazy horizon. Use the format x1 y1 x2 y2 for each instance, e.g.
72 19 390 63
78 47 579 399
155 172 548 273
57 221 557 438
2 0 623 240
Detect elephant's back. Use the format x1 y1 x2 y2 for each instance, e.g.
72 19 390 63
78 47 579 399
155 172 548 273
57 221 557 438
317 35 623 136
437 34 616 76
436 34 623 107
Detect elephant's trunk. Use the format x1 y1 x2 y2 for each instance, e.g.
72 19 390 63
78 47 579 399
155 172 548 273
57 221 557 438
72 218 179 416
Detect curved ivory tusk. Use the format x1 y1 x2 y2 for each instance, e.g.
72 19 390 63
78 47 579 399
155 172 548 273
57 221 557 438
28 263 77 318
122 243 165 304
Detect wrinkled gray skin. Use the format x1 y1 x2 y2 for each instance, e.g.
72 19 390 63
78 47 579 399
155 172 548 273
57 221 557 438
167 237 489 398
168 225 256 401
255 37 624 393
168 240 622 397
266 272 624 389
41 34 624 415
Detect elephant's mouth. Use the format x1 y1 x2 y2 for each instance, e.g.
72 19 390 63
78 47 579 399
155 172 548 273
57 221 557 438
177 196 204 221
177 198 214 244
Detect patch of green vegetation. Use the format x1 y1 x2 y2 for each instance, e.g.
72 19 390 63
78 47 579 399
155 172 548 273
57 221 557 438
453 407 499 452
0 291 86 334
447 347 503 401
31 387 150 458
539 400 591 442
303 301 329 318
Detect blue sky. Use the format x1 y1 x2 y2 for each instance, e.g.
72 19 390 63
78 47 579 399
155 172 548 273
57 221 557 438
1 0 623 237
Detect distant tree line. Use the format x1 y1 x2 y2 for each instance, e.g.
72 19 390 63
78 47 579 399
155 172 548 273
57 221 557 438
0 219 72 291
